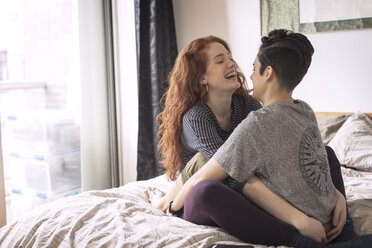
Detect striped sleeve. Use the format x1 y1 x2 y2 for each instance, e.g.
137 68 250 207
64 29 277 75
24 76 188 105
182 108 224 159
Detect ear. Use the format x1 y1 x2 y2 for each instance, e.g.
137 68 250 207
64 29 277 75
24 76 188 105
264 66 275 81
200 75 207 85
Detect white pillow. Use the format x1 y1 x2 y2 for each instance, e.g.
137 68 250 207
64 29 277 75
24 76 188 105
328 112 372 171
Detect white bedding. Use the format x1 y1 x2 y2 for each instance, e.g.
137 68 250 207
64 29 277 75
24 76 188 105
342 167 372 236
1 167 372 248
0 176 250 248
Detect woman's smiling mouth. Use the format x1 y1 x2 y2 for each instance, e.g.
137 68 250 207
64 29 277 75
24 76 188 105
225 71 236 79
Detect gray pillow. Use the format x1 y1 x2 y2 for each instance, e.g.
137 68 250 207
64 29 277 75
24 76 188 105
317 115 350 145
328 112 372 171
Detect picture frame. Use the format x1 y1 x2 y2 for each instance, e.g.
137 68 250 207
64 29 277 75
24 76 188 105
260 0 372 35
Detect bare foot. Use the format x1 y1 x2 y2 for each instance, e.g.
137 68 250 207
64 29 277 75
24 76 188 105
148 188 168 212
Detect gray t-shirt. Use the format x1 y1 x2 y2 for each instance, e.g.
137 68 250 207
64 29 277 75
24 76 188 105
213 100 338 231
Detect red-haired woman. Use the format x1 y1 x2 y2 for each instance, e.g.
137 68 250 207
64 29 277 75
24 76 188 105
153 35 259 210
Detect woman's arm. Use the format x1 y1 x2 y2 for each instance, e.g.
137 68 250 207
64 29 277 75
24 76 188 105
183 112 224 159
169 158 228 212
242 177 327 243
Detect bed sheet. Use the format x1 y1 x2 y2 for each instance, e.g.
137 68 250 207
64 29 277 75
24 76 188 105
341 167 372 236
0 176 271 248
0 168 371 248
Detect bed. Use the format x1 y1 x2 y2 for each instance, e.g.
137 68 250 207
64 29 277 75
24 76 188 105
0 112 372 248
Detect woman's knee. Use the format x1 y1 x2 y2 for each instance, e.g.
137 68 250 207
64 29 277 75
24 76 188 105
182 179 222 225
325 146 339 164
189 179 223 205
325 145 346 196
181 152 209 184
193 179 221 195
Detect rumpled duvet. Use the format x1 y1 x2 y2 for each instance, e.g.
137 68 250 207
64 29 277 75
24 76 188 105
1 168 371 248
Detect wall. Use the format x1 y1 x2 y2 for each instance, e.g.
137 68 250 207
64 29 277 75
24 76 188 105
173 0 372 112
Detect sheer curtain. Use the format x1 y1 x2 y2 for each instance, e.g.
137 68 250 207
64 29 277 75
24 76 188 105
111 0 139 185
0 121 6 227
89 0 178 185
78 0 112 190
135 0 178 180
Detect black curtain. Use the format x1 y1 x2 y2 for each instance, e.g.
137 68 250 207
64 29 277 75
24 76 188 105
135 0 178 180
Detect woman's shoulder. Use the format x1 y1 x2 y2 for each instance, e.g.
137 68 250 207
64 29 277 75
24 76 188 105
233 93 262 110
183 104 212 123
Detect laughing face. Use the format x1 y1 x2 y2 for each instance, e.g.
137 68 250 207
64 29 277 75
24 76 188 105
201 42 241 95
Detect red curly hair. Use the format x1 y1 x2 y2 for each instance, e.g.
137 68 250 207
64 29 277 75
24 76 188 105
157 35 250 181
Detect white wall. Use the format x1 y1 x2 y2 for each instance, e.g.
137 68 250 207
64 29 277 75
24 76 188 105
173 0 372 112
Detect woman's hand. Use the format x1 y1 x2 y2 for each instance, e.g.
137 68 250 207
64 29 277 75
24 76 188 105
148 187 168 212
327 190 347 243
243 176 326 243
295 215 327 243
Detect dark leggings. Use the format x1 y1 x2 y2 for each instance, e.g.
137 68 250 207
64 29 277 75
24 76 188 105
181 146 356 246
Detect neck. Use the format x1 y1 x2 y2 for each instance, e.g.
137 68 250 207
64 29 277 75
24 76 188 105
207 93 232 116
261 88 293 107
206 92 232 129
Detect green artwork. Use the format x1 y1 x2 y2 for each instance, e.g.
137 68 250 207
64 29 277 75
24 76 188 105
260 0 372 36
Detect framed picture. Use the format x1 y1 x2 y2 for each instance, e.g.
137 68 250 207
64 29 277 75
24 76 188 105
260 0 372 35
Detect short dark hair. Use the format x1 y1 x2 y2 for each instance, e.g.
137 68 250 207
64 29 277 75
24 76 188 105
257 29 314 91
